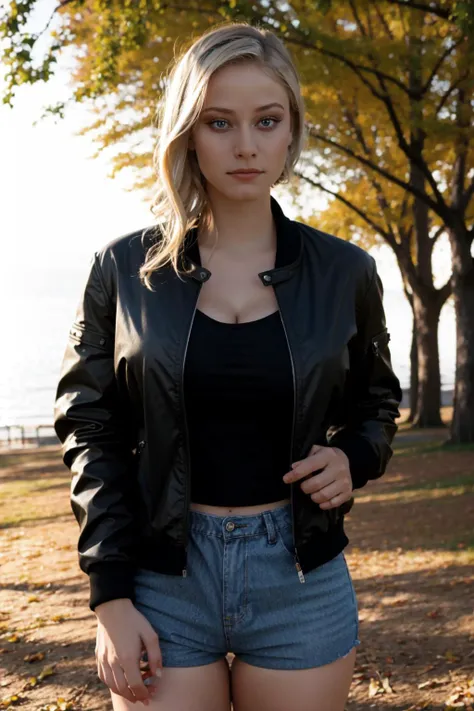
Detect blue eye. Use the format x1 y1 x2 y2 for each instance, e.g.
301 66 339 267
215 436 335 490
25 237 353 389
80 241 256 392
208 117 282 131
260 117 279 128
209 119 229 130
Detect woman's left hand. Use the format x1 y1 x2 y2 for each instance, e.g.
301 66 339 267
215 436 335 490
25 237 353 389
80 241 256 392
282 445 353 510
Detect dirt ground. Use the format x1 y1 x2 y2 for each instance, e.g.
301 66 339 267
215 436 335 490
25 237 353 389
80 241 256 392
0 423 473 710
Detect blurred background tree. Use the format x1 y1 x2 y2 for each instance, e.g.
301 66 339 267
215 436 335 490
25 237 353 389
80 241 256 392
2 0 473 441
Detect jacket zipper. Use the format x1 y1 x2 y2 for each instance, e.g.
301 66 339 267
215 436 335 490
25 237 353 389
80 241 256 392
181 293 200 578
277 306 305 583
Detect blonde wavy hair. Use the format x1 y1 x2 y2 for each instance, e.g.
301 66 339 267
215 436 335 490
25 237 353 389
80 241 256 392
139 22 306 289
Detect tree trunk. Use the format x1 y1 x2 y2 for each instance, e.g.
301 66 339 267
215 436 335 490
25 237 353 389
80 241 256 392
411 292 445 427
448 226 474 442
408 324 418 423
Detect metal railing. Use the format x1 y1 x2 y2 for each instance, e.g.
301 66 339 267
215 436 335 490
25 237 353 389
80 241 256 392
0 424 59 449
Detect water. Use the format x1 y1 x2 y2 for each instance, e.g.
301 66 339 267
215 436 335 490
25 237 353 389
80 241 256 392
0 263 455 428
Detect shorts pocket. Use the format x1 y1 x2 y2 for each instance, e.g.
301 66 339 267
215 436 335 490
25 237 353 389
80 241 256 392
276 523 295 557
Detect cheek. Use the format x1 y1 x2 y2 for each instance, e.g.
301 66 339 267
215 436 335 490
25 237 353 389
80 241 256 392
192 131 223 168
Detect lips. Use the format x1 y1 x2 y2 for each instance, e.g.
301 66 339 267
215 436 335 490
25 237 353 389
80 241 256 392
228 170 263 174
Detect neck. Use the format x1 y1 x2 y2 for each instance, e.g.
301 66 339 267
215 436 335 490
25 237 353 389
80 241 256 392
198 190 276 256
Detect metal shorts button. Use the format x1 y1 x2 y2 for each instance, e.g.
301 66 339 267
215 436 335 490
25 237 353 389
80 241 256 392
225 521 235 532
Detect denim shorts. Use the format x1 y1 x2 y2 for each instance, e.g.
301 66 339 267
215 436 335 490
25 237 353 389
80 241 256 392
134 502 360 670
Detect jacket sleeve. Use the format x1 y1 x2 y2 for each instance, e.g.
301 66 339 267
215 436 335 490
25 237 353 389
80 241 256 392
53 252 138 612
327 255 403 490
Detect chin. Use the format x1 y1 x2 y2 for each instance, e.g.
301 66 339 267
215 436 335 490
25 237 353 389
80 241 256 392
212 181 272 203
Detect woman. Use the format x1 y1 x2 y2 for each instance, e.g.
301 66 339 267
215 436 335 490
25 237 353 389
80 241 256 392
54 21 402 711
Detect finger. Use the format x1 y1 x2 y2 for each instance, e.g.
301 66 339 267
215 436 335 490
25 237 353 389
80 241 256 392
298 461 342 494
99 662 125 700
284 451 331 482
142 630 162 677
317 492 349 509
307 481 341 504
110 663 139 703
122 660 151 703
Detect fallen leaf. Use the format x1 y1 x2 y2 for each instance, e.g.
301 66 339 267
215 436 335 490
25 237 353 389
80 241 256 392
418 679 444 689
381 676 395 693
24 652 45 663
0 694 21 708
368 678 380 697
445 650 461 663
38 665 55 681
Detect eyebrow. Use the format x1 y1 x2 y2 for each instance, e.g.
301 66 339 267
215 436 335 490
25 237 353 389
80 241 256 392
201 102 286 114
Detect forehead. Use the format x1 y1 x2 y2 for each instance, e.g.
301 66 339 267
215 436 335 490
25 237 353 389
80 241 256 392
203 62 289 110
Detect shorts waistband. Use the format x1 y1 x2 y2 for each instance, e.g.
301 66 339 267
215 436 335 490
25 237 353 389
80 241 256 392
188 502 292 543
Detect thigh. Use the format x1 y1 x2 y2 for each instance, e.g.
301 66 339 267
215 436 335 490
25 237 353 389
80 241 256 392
231 647 356 711
110 659 231 711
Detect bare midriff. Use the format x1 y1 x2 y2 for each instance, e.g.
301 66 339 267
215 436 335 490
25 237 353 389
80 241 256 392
189 498 291 516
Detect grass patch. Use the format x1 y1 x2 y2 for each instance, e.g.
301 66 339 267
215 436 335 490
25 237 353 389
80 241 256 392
392 440 474 457
0 512 68 528
357 483 473 505
440 533 474 554
397 472 474 492
0 448 61 468
0 477 68 500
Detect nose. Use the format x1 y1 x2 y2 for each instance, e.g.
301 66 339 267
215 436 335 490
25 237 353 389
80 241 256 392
234 125 257 158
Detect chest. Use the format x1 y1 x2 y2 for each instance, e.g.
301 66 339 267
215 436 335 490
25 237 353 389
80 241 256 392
196 248 278 324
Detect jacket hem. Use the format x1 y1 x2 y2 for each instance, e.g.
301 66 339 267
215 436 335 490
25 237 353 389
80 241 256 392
88 562 137 612
328 434 379 489
297 522 349 575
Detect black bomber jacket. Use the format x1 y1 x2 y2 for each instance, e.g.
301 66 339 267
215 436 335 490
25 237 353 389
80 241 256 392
53 196 402 611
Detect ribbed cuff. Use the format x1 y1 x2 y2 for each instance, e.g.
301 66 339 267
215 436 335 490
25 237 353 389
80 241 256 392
88 562 136 612
329 435 379 490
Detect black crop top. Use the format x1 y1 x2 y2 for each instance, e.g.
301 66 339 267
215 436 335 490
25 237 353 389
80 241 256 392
183 308 294 506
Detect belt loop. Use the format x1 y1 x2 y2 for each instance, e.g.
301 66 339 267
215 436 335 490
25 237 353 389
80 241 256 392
263 511 277 544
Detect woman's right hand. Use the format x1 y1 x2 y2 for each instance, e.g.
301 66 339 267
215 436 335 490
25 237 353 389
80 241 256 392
94 598 163 705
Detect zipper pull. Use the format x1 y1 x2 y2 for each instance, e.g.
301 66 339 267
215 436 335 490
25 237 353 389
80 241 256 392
182 568 187 578
295 556 306 583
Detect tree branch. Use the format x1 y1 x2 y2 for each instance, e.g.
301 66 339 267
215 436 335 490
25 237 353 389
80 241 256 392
299 14 448 213
438 277 453 305
394 230 420 292
336 92 399 239
420 38 463 97
435 74 467 115
373 1 394 39
307 125 447 218
461 176 474 212
34 0 76 42
294 169 398 248
348 0 367 36
369 75 448 211
381 0 451 20
286 34 413 97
